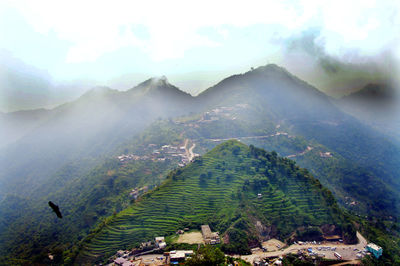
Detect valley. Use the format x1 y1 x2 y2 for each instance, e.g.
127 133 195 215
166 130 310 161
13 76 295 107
0 65 399 265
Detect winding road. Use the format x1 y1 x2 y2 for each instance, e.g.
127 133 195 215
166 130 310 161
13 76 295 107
184 139 197 161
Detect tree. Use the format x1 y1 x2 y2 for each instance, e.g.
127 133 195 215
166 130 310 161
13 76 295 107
232 146 241 155
185 246 225 266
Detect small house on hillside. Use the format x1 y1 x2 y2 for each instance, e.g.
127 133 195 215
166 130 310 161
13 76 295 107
170 250 194 264
201 225 220 244
140 241 152 249
366 243 383 258
114 257 127 265
155 236 167 249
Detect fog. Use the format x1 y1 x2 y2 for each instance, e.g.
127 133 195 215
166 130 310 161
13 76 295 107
0 62 399 264
0 2 400 264
1 0 400 112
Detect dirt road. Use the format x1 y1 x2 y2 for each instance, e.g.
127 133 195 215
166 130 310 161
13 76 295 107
184 139 196 161
287 146 313 158
206 132 290 142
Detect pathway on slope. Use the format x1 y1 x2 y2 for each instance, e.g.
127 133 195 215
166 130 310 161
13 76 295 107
205 132 291 142
286 146 314 158
188 143 196 161
183 139 196 161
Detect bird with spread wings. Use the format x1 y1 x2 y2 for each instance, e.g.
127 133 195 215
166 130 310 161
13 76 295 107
48 201 63 219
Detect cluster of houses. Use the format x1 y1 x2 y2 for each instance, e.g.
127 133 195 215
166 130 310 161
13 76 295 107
154 144 190 167
113 250 135 266
319 151 332 158
111 235 196 265
117 142 193 168
201 224 221 245
344 196 359 207
253 257 283 266
129 186 149 199
117 154 149 162
169 250 194 264
110 227 383 265
198 104 249 123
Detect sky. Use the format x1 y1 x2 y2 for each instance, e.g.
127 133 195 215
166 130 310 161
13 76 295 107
1 0 400 111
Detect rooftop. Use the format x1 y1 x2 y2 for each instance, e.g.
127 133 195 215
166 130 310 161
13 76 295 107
367 243 382 251
170 250 194 259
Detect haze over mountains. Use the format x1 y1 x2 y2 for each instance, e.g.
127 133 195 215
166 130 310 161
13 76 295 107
335 82 400 141
0 64 399 264
1 64 399 209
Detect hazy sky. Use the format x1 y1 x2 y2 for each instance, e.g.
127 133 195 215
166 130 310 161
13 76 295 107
1 0 400 111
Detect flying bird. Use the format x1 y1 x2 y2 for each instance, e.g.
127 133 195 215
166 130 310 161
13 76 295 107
48 201 62 218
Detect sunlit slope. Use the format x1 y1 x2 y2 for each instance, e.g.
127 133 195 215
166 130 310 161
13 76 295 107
78 140 354 262
0 77 194 199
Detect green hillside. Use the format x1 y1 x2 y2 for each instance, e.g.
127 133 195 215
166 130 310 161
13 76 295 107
1 64 399 265
77 140 356 263
0 122 186 264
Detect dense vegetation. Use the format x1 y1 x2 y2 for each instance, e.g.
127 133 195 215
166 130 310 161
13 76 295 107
184 246 250 266
0 123 185 264
76 140 355 264
0 64 399 264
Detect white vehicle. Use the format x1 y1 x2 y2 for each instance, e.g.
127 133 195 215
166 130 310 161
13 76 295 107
334 252 342 260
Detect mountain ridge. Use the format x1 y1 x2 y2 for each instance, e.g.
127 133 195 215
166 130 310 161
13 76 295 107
1 62 399 264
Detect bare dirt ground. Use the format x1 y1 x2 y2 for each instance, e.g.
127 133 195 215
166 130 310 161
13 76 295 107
236 232 368 264
175 231 204 244
331 259 361 265
261 239 286 251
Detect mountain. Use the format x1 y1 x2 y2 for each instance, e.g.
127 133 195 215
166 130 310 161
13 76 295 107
335 83 400 141
0 77 195 199
76 140 356 264
0 121 187 264
199 65 400 190
1 64 399 264
0 108 52 148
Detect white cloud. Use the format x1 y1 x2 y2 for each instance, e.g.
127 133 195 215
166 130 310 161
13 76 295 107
2 0 400 66
1 0 321 62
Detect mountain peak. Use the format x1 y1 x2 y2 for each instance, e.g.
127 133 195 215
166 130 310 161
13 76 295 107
199 63 327 102
148 75 171 87
250 63 299 81
254 63 284 72
128 76 192 99
80 86 117 99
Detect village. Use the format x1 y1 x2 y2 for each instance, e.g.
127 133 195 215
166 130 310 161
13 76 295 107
106 225 382 266
117 104 334 171
107 224 220 266
109 106 379 266
117 139 198 168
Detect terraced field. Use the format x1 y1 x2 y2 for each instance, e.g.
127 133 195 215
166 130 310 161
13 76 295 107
77 140 353 263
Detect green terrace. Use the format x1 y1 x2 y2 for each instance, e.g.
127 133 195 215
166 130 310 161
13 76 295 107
77 140 355 263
